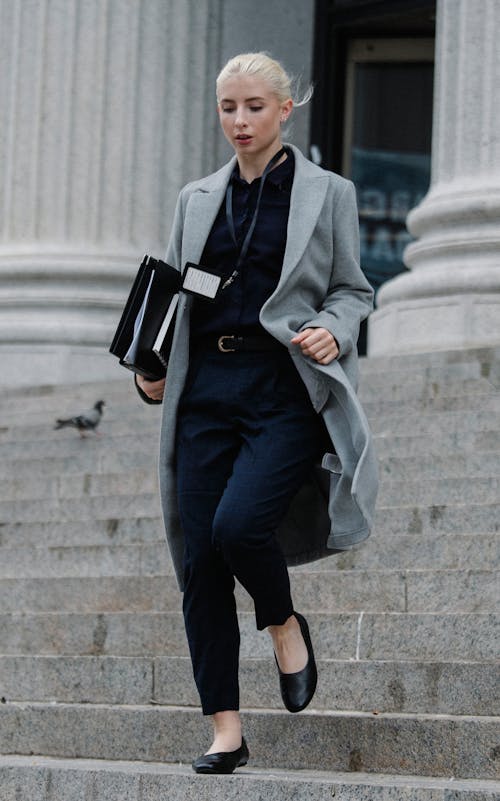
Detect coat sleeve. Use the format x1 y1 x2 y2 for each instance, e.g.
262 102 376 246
303 180 374 357
132 186 188 406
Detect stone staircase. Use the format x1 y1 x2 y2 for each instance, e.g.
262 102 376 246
0 347 499 800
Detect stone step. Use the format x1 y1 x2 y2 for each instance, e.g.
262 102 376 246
358 345 500 375
378 451 500 479
3 470 500 508
0 702 498 780
0 417 160 444
365 391 500 417
0 433 159 461
0 492 162 523
1 376 496 429
0 444 499 482
358 374 497 403
0 469 159 503
0 517 163 548
373 428 500 457
373 409 500 438
0 550 497 613
378 502 500 535
4 406 500 446
1 755 499 801
0 425 499 465
0 449 157 479
1 521 496 570
0 392 158 428
377 476 500 506
0 611 496 661
1 444 499 488
1 493 499 536
0 654 497 716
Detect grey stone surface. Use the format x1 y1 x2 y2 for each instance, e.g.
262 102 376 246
375 503 500 536
0 611 496 662
0 493 162 523
1 756 499 801
0 576 178 613
360 613 499 661
377 452 500 480
0 469 159 503
373 429 500 458
359 374 497 404
359 346 500 374
153 656 499 716
4 470 500 509
0 517 164 548
3 654 497 715
0 526 498 574
377 476 500 507
373 410 500 438
0 655 153 705
0 543 172 579
299 533 499 571
2 561 496 614
0 418 159 445
0 349 499 791
406 570 500 613
365 392 500 416
0 703 498 779
0 449 157 479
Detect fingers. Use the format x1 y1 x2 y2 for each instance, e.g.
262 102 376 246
137 375 165 401
291 328 339 365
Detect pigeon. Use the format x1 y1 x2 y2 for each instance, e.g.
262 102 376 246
54 400 105 437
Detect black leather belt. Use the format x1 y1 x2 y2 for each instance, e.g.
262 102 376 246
195 334 285 353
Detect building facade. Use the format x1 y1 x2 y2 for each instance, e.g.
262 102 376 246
0 0 498 386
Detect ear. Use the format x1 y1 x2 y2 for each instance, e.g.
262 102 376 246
280 98 294 123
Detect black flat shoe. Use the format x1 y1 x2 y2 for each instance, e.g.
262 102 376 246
192 737 249 774
275 612 317 713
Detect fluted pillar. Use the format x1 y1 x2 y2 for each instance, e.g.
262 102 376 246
368 0 500 355
0 0 222 385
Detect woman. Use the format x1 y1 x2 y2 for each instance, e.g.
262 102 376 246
136 53 377 774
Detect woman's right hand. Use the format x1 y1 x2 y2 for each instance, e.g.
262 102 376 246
136 374 166 402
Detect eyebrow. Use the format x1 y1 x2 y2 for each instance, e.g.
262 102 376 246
220 96 267 103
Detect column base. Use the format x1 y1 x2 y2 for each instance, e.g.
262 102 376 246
368 293 500 356
0 345 126 389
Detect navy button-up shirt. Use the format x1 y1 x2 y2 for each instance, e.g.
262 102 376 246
190 150 295 338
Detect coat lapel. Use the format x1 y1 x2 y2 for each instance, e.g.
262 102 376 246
180 160 235 266
278 145 329 288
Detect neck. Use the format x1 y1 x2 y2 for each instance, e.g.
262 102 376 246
237 145 286 183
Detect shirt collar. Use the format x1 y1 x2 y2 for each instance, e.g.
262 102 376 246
232 149 295 188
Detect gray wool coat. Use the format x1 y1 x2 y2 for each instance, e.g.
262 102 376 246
154 143 378 591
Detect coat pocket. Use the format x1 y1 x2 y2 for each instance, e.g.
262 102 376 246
321 452 342 475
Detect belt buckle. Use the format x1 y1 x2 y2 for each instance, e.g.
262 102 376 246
218 335 236 353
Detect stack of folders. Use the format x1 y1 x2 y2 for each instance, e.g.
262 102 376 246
109 255 181 380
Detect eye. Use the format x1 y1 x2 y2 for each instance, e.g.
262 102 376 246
249 106 263 112
221 106 235 113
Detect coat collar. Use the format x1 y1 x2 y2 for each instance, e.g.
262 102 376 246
181 144 329 284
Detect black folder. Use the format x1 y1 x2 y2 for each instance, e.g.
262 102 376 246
109 255 181 380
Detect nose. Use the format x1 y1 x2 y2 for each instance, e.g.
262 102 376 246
234 106 248 128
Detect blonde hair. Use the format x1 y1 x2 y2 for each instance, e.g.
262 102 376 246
216 52 313 107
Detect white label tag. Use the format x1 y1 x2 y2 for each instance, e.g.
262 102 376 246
182 266 222 299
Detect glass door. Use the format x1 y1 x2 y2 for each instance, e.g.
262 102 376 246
343 38 434 294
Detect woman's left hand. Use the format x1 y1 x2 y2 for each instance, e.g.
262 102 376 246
291 327 339 365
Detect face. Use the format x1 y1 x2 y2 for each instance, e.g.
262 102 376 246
217 74 293 161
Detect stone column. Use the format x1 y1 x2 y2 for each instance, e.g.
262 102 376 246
368 0 500 356
0 0 222 386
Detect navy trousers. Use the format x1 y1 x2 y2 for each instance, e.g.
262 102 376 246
175 348 326 715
